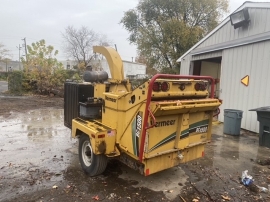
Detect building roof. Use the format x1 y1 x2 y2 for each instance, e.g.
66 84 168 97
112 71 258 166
177 1 270 62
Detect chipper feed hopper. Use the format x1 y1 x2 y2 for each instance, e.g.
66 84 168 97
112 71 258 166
64 46 221 176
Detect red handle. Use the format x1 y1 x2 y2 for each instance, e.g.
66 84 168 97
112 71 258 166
146 108 156 129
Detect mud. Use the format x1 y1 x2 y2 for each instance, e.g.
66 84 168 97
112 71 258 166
1 96 270 202
180 127 270 201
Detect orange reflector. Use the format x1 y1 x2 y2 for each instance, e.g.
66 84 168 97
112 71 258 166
98 134 105 138
145 168 150 176
202 151 205 157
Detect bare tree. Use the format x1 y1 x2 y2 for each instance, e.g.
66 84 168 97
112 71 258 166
62 26 112 68
0 43 10 62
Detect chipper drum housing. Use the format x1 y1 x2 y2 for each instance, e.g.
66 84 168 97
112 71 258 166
64 46 221 176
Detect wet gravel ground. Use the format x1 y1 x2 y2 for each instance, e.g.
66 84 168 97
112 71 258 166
0 96 270 202
180 131 270 201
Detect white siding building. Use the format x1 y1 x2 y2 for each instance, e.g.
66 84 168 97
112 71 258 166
95 60 146 79
61 59 146 79
0 61 22 71
177 2 270 133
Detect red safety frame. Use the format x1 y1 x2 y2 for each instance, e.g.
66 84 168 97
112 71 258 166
139 74 216 162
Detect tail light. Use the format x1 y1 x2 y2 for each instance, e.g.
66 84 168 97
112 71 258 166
194 83 201 91
153 82 161 92
194 83 207 91
201 83 206 91
161 82 169 92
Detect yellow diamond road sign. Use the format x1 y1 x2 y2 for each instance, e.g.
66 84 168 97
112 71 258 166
241 75 249 86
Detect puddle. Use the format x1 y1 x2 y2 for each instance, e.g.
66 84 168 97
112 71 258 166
119 165 187 200
0 109 77 200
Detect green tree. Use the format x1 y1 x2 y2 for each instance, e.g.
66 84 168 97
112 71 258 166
21 39 65 94
121 0 228 70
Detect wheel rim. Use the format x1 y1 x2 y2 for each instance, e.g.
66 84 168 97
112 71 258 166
81 140 93 167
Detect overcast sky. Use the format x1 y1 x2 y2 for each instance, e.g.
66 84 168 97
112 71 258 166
0 0 269 62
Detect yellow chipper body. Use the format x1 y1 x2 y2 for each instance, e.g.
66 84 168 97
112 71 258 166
64 46 221 176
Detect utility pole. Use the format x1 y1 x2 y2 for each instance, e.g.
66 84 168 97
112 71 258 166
17 44 22 70
22 37 27 62
22 37 27 61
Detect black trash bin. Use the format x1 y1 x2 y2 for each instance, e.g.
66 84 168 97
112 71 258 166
250 106 270 148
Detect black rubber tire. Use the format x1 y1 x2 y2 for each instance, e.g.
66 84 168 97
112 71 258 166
78 134 107 176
